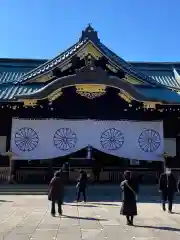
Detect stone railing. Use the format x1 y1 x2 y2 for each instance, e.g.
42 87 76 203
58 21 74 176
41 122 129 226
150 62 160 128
13 167 180 184
16 169 47 184
0 167 9 182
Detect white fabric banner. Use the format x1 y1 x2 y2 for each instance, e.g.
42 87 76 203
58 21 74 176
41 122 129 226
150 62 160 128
90 120 164 161
10 118 164 161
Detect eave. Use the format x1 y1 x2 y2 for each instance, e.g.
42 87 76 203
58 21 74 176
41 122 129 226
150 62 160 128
13 66 180 105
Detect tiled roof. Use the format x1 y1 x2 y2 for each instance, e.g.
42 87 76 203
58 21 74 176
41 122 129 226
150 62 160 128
97 42 158 86
1 25 180 96
0 71 25 84
147 70 180 89
98 42 180 89
131 62 180 89
0 84 43 101
0 59 179 89
17 40 87 83
0 59 45 84
136 85 180 103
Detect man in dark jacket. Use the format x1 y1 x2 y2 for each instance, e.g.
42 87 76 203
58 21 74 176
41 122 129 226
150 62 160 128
48 170 65 216
159 168 177 213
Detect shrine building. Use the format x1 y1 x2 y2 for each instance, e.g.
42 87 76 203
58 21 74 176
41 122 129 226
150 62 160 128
0 25 180 183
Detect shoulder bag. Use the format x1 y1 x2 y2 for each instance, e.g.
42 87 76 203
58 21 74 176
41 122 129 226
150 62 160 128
124 181 138 201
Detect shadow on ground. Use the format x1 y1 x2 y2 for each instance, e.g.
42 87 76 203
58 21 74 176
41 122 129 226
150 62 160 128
67 202 120 206
171 211 180 215
135 224 180 232
0 200 13 203
67 203 99 207
62 215 107 221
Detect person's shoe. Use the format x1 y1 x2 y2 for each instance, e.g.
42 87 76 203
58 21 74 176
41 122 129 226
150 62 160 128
168 210 172 213
51 213 55 217
162 204 166 211
58 211 62 216
129 221 133 226
126 220 131 225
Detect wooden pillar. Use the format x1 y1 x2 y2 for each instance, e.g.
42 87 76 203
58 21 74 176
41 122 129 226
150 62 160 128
176 134 180 160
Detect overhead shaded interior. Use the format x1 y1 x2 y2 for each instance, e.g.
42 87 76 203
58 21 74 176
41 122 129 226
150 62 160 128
11 85 163 120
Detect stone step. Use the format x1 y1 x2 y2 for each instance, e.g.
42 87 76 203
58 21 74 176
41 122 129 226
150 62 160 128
0 192 47 195
0 184 178 196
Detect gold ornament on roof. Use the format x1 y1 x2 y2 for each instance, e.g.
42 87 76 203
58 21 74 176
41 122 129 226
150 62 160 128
23 99 37 106
33 73 53 83
47 89 63 101
118 91 133 103
124 75 142 85
76 84 106 99
106 64 118 73
143 102 156 109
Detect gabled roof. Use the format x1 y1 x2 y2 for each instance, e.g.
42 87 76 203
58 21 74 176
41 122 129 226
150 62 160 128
17 40 87 84
0 25 180 90
96 42 156 86
0 57 180 89
1 25 180 104
14 25 160 86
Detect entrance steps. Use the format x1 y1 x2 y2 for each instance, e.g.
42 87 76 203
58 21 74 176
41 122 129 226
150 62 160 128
0 184 162 195
0 184 48 195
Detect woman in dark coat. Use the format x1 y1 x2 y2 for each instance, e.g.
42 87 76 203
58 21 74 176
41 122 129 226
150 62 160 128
48 170 65 216
76 170 88 202
120 171 138 225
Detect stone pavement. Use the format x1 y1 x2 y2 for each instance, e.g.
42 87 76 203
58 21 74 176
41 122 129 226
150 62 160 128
0 195 179 239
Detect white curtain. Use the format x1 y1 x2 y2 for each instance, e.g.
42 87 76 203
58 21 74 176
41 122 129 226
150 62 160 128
11 118 164 161
90 120 164 161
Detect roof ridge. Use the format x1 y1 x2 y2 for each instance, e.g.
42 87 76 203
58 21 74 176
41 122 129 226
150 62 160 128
16 40 86 83
0 26 178 90
97 42 159 86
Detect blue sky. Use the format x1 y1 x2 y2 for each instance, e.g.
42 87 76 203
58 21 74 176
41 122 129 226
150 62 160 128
1 0 180 61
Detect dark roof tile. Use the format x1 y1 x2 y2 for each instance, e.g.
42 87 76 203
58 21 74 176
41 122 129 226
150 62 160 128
18 39 87 83
0 84 43 100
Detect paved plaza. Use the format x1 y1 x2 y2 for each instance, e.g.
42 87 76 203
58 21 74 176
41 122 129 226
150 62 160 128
0 188 179 239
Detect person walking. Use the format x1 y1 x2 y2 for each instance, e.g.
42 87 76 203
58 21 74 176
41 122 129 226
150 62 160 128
48 170 65 216
178 177 180 192
76 170 88 202
120 171 138 226
159 168 177 213
92 159 101 183
62 161 69 184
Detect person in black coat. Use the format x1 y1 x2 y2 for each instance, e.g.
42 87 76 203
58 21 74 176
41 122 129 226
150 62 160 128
48 170 65 216
159 168 177 213
61 162 69 184
76 170 88 202
178 178 180 192
92 159 101 183
120 171 138 226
